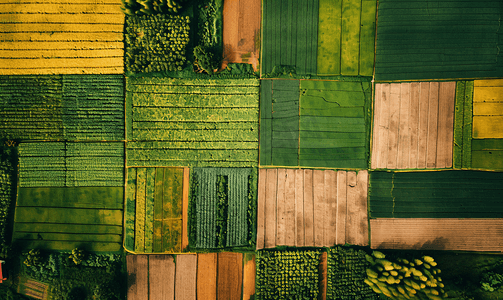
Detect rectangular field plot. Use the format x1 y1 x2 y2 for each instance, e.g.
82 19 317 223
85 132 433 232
0 75 124 141
260 79 371 169
371 82 456 169
126 77 259 168
369 171 503 218
259 79 299 167
375 0 503 81
18 142 124 187
454 79 503 170
300 80 371 168
124 167 190 254
127 253 254 300
317 0 376 76
221 0 261 71
190 168 257 249
261 0 318 75
256 169 369 249
13 187 123 252
0 0 124 75
371 218 503 252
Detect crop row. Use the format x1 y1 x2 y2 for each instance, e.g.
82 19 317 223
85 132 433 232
189 168 255 249
0 75 124 141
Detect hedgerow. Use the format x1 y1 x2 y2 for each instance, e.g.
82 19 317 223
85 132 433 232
0 145 15 257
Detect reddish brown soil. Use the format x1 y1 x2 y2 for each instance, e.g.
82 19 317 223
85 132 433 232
221 0 261 71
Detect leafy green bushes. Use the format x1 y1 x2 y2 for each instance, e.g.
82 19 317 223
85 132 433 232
125 15 190 73
121 0 186 15
327 247 378 300
247 168 258 247
193 45 219 74
215 175 228 248
0 146 14 257
194 0 223 73
256 250 321 299
365 251 447 299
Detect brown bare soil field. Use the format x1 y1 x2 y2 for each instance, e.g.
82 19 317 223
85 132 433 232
196 253 217 300
217 252 243 300
149 255 175 300
242 253 256 300
221 0 261 71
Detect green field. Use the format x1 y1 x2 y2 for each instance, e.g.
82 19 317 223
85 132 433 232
18 142 124 187
317 0 376 76
126 77 259 167
190 168 257 249
261 0 319 75
0 75 124 141
369 171 503 218
13 187 123 252
125 167 186 253
375 1 503 80
260 79 371 169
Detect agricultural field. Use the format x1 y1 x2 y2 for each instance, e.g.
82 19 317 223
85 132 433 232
189 167 257 249
0 75 124 141
0 0 124 75
256 249 322 299
18 142 124 187
127 253 255 300
261 0 376 77
2 0 503 300
457 79 503 170
13 186 123 252
221 0 261 71
257 169 368 249
124 167 189 254
126 77 259 167
260 79 371 168
372 82 456 170
375 0 503 81
327 247 377 300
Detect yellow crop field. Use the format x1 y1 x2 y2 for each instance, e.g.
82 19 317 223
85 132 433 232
0 0 124 75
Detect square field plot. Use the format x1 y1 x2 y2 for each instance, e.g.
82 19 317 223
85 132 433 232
371 82 456 169
126 78 259 168
124 167 189 254
256 169 368 249
260 79 371 169
0 0 124 75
